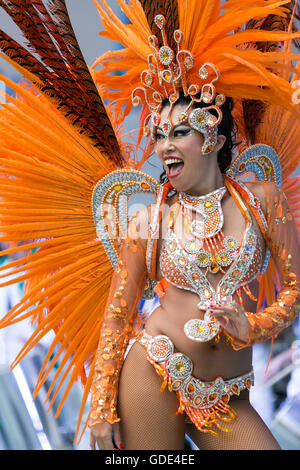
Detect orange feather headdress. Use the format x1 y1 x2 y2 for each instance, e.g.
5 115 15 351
93 0 300 140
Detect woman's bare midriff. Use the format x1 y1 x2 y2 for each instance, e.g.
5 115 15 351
144 285 253 381
143 186 266 382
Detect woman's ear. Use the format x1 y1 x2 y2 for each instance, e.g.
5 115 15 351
215 134 226 152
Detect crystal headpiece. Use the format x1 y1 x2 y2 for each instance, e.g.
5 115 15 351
131 14 226 154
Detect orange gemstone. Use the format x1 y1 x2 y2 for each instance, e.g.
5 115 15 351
173 381 181 389
185 57 192 67
199 254 208 263
120 269 128 279
169 93 178 102
222 394 230 403
232 384 240 395
178 111 187 122
209 393 218 402
211 264 218 273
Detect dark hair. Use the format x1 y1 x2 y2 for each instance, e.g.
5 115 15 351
159 94 238 184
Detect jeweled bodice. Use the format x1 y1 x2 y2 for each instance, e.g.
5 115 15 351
159 185 264 306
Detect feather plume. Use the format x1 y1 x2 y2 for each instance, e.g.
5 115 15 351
93 0 300 125
139 0 179 49
0 0 123 166
239 0 300 142
0 73 118 441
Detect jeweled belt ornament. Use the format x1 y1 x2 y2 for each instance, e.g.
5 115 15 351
184 313 221 343
138 331 254 434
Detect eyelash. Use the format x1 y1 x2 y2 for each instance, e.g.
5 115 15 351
154 129 192 141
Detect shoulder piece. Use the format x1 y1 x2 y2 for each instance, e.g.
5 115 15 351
227 144 282 187
92 169 159 268
226 177 268 237
225 176 270 276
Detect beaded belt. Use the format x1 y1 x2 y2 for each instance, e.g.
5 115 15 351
137 330 254 434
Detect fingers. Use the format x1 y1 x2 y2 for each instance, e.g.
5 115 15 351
210 301 241 318
90 422 116 450
211 311 230 329
90 433 96 451
209 302 250 344
209 302 242 330
113 423 123 450
100 435 116 450
90 434 115 450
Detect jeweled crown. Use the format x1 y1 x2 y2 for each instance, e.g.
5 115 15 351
131 14 226 154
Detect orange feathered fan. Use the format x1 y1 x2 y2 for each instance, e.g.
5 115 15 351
0 0 126 442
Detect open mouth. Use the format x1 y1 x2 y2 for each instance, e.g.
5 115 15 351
165 157 184 179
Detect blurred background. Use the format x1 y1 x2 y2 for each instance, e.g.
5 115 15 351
0 0 299 450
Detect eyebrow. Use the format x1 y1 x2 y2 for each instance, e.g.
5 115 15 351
156 123 190 132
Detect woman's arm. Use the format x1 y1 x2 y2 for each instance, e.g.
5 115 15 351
214 182 300 348
88 209 148 429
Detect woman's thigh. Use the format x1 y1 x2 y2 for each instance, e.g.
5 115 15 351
118 341 186 450
186 396 281 450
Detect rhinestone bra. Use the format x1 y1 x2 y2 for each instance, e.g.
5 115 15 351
158 183 264 307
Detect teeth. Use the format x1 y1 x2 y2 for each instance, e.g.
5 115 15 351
165 158 183 166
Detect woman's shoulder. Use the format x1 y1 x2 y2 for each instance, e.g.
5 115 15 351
131 189 177 227
129 204 152 243
240 180 281 217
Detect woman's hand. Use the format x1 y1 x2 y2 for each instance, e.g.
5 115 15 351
209 301 250 344
90 421 123 450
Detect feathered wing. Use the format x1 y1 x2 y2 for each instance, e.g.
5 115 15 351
253 71 300 308
253 5 300 222
230 3 300 308
0 0 123 165
0 0 130 441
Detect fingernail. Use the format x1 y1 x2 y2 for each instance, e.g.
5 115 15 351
119 444 124 450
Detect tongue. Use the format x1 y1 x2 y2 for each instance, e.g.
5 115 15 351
169 162 184 177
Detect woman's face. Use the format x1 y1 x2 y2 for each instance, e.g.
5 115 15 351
155 103 225 194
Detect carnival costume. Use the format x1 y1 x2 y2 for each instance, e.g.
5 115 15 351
0 0 299 443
